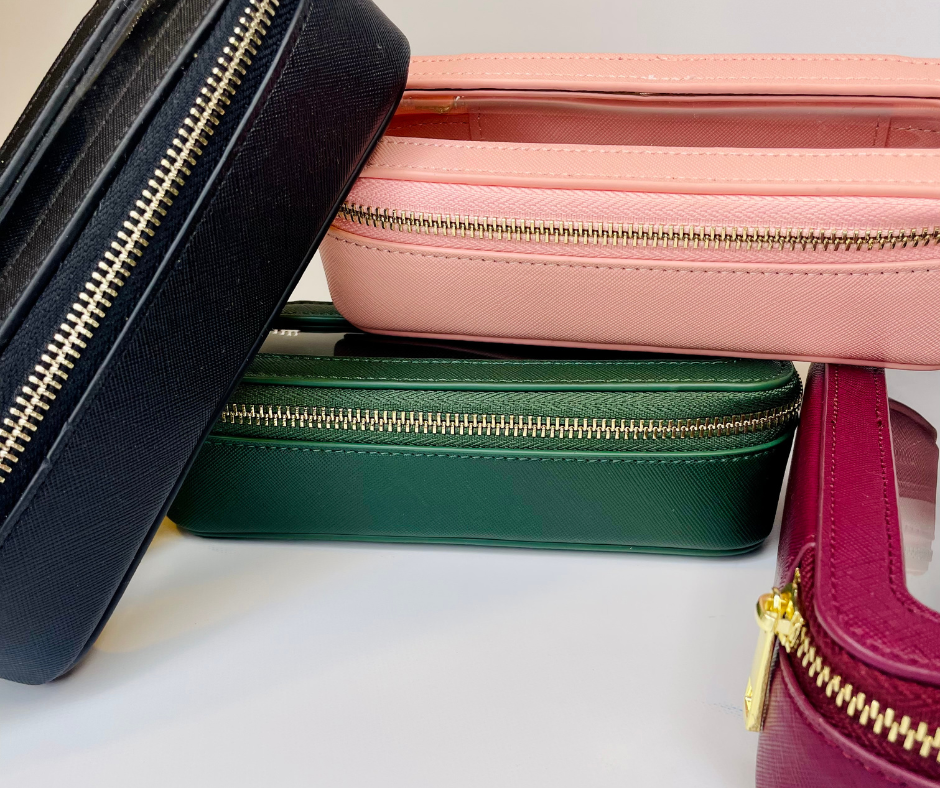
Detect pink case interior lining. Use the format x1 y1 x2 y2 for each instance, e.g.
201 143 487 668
388 92 940 149
323 54 940 368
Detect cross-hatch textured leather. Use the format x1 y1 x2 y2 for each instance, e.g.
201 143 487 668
0 0 409 684
170 305 798 555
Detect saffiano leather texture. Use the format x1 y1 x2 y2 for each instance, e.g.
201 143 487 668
757 365 940 786
0 0 409 684
170 302 800 555
322 53 940 369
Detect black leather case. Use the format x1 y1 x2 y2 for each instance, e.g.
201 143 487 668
0 0 409 683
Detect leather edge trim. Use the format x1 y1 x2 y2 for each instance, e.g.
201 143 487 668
813 365 940 685
773 655 938 787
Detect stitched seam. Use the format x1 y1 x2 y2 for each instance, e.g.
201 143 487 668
828 366 840 650
877 374 899 618
410 70 940 83
893 126 940 136
0 0 321 557
370 139 940 184
781 661 921 788
205 440 780 463
251 356 785 384
391 120 470 130
0 0 193 291
378 138 940 158
330 235 940 277
246 371 784 384
260 357 760 367
827 369 940 669
369 160 940 184
803 375 940 770
410 53 940 67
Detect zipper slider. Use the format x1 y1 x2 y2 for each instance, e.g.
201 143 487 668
744 569 803 731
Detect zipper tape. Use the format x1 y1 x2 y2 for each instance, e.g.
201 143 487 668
338 202 940 252
746 570 940 762
220 398 799 441
0 0 280 484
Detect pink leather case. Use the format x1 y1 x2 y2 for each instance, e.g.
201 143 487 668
756 364 940 787
321 54 940 369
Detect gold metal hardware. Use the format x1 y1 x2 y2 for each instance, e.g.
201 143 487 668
744 571 803 732
0 0 279 483
220 399 799 440
337 202 940 253
745 569 940 763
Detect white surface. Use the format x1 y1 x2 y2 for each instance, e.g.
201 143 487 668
372 0 940 59
0 267 788 788
7 0 940 142
2 249 794 786
2 0 940 786
0 509 785 787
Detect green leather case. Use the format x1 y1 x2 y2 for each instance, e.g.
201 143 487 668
170 302 801 555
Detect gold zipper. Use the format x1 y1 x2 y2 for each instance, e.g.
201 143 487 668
220 398 799 440
744 571 940 761
745 572 804 732
0 0 279 483
337 202 940 252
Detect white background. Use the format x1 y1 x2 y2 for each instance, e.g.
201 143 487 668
1 2 939 786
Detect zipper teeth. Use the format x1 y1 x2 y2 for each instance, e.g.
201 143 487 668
791 614 940 761
219 398 799 439
337 202 940 252
0 0 279 484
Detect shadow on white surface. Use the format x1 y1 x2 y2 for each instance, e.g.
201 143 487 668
0 504 783 787
0 260 794 788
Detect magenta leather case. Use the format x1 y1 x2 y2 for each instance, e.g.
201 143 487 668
748 364 940 786
321 53 940 369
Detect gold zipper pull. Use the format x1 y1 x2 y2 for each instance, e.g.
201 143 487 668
744 570 802 732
